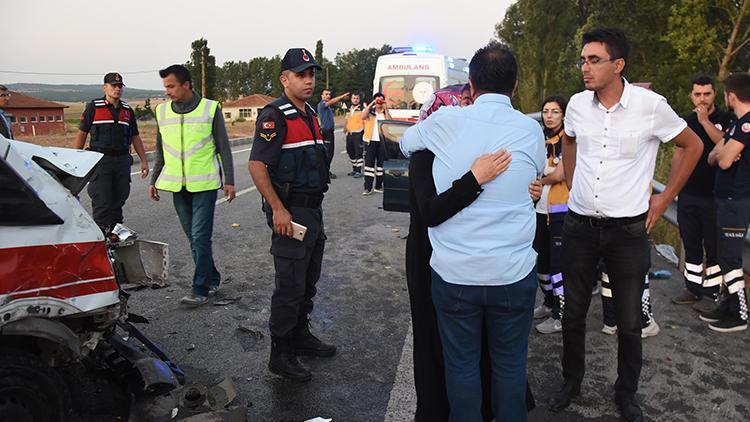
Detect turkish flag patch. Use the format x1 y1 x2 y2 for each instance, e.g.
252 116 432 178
262 121 275 130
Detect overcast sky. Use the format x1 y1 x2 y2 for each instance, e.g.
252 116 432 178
3 0 514 90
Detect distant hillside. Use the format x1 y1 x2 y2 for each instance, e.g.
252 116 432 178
7 83 163 103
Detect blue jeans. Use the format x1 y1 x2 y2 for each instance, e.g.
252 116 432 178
432 268 536 422
172 189 220 297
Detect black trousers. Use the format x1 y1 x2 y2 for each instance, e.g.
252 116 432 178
265 206 326 337
599 263 653 328
677 193 721 297
87 154 133 229
322 128 335 170
534 212 565 319
364 141 385 191
345 131 364 172
716 197 750 320
561 211 650 398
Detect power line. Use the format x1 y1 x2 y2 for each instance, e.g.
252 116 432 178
0 69 159 76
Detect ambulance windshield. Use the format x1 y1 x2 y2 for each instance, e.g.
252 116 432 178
379 76 439 110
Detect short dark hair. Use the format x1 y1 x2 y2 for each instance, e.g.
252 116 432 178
322 88 331 94
0 84 7 91
692 75 714 88
582 28 629 69
724 72 750 103
469 42 517 96
542 95 568 115
373 92 385 99
351 91 361 97
159 64 192 88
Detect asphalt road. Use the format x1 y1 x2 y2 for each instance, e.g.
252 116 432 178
83 132 749 422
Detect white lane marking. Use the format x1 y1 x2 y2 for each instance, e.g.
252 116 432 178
384 322 416 421
130 146 254 176
216 186 257 205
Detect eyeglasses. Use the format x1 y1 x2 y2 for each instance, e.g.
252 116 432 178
0 93 10 98
575 57 620 69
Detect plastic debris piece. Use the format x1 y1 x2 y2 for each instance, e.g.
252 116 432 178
649 269 672 279
654 244 679 266
304 418 333 422
186 344 196 351
207 377 238 409
213 297 241 306
231 223 240 228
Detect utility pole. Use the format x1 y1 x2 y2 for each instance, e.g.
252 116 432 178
326 67 329 89
201 49 206 97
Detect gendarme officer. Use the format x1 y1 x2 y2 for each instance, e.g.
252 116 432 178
75 72 148 236
248 48 335 382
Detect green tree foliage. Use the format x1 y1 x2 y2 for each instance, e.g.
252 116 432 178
664 0 749 79
186 38 218 99
331 45 393 102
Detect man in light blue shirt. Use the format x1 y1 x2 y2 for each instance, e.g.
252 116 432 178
400 42 545 422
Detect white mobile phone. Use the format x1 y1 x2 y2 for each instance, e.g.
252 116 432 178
291 222 307 241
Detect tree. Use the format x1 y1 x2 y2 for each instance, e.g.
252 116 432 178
664 0 750 80
331 45 393 102
186 38 218 99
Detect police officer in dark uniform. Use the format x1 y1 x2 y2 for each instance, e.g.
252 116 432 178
75 72 148 236
248 48 335 382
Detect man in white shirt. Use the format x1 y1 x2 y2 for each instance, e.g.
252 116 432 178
549 28 703 422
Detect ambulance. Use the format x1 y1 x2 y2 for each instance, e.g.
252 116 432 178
372 46 469 121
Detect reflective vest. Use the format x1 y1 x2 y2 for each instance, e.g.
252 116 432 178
266 97 329 194
154 98 222 192
345 104 364 133
546 131 570 213
89 98 133 150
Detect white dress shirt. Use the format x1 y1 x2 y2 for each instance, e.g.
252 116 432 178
564 80 686 218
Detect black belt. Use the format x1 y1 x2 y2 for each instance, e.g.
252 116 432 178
287 193 324 208
88 147 130 156
568 210 647 228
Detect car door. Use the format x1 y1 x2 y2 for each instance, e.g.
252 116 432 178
379 120 414 212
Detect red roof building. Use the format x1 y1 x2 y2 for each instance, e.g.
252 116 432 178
222 94 275 121
4 91 67 136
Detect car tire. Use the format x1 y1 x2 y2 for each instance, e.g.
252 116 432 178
0 348 70 422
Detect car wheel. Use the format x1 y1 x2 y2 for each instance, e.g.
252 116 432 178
0 348 70 422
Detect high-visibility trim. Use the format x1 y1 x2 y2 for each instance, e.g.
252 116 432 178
728 279 746 294
600 272 610 283
725 269 745 283
684 271 703 284
283 109 296 116
92 120 115 124
685 262 703 273
279 103 292 110
705 265 722 276
551 273 563 283
704 273 723 287
185 173 220 182
281 139 323 149
184 135 214 158
118 121 130 127
162 142 182 159
601 286 613 297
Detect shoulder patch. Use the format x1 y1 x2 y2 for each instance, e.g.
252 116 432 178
715 123 723 131
262 121 275 130
742 122 750 134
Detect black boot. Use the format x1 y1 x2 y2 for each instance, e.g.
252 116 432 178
699 285 730 322
268 336 312 382
549 381 580 412
292 320 337 357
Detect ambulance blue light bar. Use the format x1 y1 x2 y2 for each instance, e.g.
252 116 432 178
393 45 434 54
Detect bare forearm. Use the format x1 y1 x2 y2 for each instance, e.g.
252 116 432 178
248 161 285 212
131 135 147 161
74 131 87 149
700 120 725 144
562 135 576 190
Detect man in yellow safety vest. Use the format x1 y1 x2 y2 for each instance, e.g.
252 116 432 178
149 64 235 306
